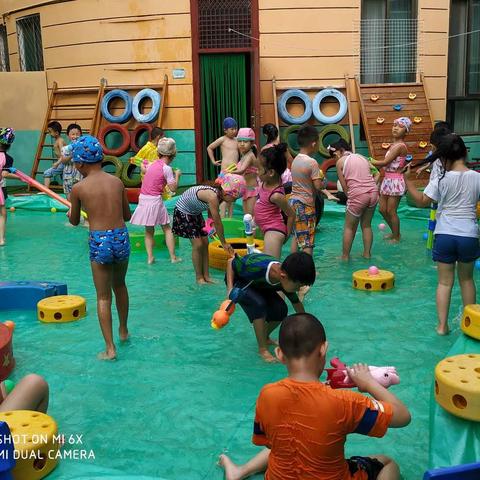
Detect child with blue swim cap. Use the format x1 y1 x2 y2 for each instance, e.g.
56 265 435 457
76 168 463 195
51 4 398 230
207 117 239 218
68 134 131 360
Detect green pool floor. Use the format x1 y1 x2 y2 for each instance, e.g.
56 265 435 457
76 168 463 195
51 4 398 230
0 199 473 479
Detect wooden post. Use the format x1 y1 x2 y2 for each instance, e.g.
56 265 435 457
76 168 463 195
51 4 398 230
29 81 58 186
354 76 375 158
158 74 168 128
272 76 279 132
91 78 107 136
344 74 356 153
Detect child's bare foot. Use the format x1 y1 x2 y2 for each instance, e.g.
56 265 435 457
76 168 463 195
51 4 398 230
171 257 182 264
362 253 371 259
259 349 278 363
383 233 393 240
147 257 155 265
267 337 278 346
97 349 116 360
119 328 129 342
204 277 217 284
218 454 244 480
387 237 400 244
338 254 349 261
0 239 5 247
197 278 208 285
436 325 450 335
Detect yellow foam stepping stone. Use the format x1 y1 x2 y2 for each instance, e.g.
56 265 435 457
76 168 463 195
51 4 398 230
352 269 395 291
37 295 86 323
461 304 480 340
434 354 480 421
0 410 59 479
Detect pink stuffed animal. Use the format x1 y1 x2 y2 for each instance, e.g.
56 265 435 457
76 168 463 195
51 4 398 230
325 357 400 389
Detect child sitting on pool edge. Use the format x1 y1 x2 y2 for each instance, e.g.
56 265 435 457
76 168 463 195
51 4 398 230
68 135 131 360
219 313 411 479
225 252 315 363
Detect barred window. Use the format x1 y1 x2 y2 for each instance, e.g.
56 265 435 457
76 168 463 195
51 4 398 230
0 25 9 72
199 0 251 49
17 14 44 71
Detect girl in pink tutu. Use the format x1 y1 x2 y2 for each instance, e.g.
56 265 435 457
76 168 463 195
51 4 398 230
371 117 410 243
130 137 182 264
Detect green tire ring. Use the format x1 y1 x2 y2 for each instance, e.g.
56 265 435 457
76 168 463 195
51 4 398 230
129 231 179 251
121 163 142 188
281 124 302 157
318 124 350 158
101 155 123 177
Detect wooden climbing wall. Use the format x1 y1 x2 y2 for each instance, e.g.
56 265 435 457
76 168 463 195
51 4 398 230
355 78 434 185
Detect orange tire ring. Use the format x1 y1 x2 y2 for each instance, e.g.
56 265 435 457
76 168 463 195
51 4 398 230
0 324 14 381
130 123 153 153
319 158 337 190
98 124 131 157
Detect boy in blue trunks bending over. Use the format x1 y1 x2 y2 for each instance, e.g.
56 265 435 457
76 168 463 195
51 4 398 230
226 251 315 363
68 135 131 360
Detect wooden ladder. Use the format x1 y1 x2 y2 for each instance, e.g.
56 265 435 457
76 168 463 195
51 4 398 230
29 79 107 187
355 75 434 185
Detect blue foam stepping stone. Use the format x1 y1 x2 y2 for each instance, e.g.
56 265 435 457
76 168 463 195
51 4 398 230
393 104 403 111
423 461 480 479
0 281 68 310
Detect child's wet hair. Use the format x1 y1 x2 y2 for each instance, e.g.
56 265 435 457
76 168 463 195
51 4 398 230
151 127 164 140
47 121 62 134
262 123 279 144
297 125 319 147
66 123 82 135
430 126 452 148
260 143 287 177
279 313 326 359
281 252 316 285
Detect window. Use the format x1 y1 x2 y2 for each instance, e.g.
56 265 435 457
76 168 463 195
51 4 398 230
16 14 44 71
447 0 480 134
360 0 418 84
0 25 9 71
199 0 251 49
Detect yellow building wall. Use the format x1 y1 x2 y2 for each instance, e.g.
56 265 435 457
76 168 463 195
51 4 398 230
258 0 450 129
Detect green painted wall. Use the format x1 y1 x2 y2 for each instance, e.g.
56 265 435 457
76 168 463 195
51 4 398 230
5 129 197 189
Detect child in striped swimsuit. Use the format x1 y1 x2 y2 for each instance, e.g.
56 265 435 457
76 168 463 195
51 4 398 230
255 143 295 259
172 173 246 284
371 117 411 243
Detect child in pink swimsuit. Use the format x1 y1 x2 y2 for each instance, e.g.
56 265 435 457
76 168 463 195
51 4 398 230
255 143 295 258
371 117 411 242
234 128 259 217
0 127 16 247
331 139 379 260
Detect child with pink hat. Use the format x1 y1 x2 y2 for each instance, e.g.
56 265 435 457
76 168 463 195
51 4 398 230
232 127 259 217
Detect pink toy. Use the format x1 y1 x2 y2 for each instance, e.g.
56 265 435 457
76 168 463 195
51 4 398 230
325 357 400 389
368 266 379 275
202 218 218 240
378 223 386 231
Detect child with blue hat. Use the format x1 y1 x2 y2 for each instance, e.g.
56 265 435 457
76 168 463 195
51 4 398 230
207 117 239 218
68 134 131 360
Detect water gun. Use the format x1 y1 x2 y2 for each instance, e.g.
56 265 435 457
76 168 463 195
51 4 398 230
129 141 158 167
211 284 252 330
367 157 380 176
243 214 261 254
8 168 87 218
202 218 219 241
325 357 400 389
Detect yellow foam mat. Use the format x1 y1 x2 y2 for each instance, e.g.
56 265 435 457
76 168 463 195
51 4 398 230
434 354 480 421
37 295 86 323
0 410 59 479
462 304 480 340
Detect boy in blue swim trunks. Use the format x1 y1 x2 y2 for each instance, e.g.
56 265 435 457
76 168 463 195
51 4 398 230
68 135 131 360
226 251 315 363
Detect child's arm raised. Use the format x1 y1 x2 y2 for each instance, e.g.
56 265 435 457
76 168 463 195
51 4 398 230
404 166 434 208
371 143 407 168
207 137 224 166
270 192 295 239
68 185 81 226
347 363 411 428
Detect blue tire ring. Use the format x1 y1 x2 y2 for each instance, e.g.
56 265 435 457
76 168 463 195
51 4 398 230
281 124 303 157
277 89 312 125
98 124 131 157
312 88 348 124
132 88 161 123
318 124 350 158
101 89 133 124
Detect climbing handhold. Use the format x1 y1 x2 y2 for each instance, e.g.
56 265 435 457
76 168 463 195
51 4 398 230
376 117 385 124
413 116 422 123
370 95 379 102
408 93 417 100
393 104 403 111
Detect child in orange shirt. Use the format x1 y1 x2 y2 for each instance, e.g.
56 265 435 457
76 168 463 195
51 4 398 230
219 313 411 480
